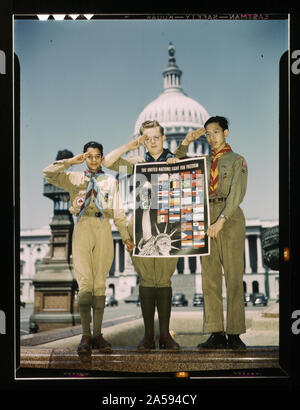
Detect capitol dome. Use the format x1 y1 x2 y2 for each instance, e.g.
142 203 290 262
133 92 209 135
133 42 210 156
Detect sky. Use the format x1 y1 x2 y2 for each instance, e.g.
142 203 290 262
13 17 288 230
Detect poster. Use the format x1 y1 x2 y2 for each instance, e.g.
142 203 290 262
133 157 210 257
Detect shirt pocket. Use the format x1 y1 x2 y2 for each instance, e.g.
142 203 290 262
71 189 86 213
218 164 233 195
100 189 113 210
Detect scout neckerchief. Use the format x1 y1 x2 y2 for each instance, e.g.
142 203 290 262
209 143 232 195
77 168 104 221
144 148 174 162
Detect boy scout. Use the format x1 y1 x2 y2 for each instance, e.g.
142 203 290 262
43 141 135 353
103 120 202 351
175 116 248 349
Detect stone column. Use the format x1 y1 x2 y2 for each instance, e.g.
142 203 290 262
183 256 190 274
245 236 252 273
195 272 202 293
124 247 135 274
196 143 202 156
195 255 201 274
174 261 178 275
170 138 177 153
114 240 120 277
256 235 264 273
187 141 194 156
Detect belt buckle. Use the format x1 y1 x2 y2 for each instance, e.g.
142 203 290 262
209 197 223 203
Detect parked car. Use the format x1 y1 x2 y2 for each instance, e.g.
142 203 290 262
244 293 251 306
172 293 188 307
244 293 251 303
105 295 118 307
193 293 204 307
29 322 39 333
252 292 268 306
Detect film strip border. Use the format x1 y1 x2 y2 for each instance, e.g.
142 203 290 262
35 15 94 20
13 13 287 21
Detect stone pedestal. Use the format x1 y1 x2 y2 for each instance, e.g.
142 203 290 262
30 260 80 332
29 216 80 331
30 152 80 332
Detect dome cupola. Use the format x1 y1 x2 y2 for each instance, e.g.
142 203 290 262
132 42 211 156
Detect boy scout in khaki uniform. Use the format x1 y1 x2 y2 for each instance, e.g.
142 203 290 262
43 141 135 353
103 120 201 351
175 116 248 349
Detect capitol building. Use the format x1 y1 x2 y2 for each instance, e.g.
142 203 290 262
20 43 279 305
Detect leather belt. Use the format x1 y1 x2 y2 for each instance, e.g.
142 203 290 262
209 197 226 203
81 211 103 217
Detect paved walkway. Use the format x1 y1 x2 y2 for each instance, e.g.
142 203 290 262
20 304 279 349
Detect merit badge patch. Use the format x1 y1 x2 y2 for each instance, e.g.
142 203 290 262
74 190 86 208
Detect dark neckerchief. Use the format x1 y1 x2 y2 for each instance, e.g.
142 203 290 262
144 148 175 163
77 167 104 221
84 167 104 178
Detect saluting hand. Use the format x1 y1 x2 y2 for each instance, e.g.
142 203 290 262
126 135 146 151
183 127 206 145
69 153 88 165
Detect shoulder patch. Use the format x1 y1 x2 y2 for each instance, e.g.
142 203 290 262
237 155 247 168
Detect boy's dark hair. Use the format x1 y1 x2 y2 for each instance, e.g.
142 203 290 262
83 141 103 156
204 116 229 131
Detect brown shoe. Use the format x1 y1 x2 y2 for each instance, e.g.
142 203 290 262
77 335 92 353
92 334 112 352
137 333 156 351
159 333 180 350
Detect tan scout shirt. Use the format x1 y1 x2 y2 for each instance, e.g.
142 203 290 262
43 159 130 243
175 142 248 220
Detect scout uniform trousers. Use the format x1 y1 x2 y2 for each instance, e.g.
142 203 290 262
127 214 178 287
201 201 246 335
72 214 114 296
127 214 179 349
